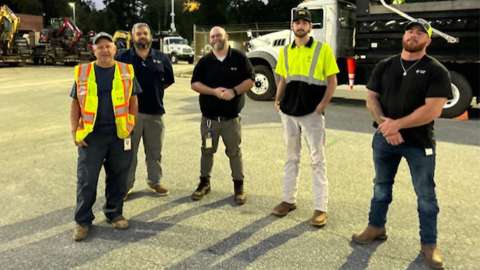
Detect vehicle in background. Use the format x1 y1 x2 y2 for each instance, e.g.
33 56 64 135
246 0 480 118
113 30 131 50
0 5 31 66
32 17 92 65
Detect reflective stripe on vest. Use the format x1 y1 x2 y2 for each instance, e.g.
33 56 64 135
283 41 327 86
74 61 134 142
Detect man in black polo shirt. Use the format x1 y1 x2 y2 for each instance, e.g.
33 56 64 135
117 23 174 198
190 26 254 205
352 19 451 269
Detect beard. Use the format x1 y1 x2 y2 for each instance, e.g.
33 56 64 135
402 38 427 53
134 38 152 50
293 29 309 38
211 39 226 51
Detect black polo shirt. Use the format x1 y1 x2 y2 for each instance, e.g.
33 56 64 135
191 47 255 119
367 54 452 148
116 48 174 115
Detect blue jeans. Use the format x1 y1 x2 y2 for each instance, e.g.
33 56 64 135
368 132 439 244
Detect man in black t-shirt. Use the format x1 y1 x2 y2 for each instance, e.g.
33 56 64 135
190 26 254 205
352 19 451 269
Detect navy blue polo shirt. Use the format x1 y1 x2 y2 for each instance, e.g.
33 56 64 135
116 48 174 115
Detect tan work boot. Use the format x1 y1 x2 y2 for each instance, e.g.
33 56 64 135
310 210 327 227
109 216 129 230
233 180 246 205
351 225 388 244
271 202 297 217
421 244 444 269
148 183 169 196
73 224 89 241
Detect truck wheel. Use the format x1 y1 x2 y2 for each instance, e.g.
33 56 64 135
170 54 178 64
188 56 194 64
247 65 276 101
441 71 473 118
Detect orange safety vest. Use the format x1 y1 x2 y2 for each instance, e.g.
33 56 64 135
74 61 135 142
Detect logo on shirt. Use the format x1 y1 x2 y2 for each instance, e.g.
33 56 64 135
230 66 238 71
416 69 427 75
153 59 162 64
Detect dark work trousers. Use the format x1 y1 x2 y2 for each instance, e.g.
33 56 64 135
200 116 244 181
74 131 132 226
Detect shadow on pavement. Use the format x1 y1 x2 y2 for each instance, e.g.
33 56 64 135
339 241 385 270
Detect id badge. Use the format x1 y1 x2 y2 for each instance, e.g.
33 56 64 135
205 131 213 149
425 148 433 156
124 137 132 151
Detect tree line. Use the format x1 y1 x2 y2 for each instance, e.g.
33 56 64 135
3 0 303 40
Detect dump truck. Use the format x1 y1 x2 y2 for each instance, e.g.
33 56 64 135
246 0 480 118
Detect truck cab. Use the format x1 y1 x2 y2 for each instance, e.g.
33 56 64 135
162 36 194 64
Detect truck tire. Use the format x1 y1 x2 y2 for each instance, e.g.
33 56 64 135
247 65 276 101
441 71 473 118
170 53 178 64
188 56 194 64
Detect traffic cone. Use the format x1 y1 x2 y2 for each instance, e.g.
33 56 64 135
347 57 356 90
455 110 469 121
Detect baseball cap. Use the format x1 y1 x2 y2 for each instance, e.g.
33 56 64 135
92 32 113 44
405 19 432 37
293 8 312 22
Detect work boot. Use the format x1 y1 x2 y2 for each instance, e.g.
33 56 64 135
421 244 444 269
351 225 388 245
108 216 129 230
271 201 297 217
191 177 210 201
73 224 89 242
233 180 246 205
310 210 327 227
148 183 169 196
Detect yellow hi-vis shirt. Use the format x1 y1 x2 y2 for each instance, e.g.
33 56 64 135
275 38 339 85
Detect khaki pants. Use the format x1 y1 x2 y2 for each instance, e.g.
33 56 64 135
279 111 328 212
200 116 244 181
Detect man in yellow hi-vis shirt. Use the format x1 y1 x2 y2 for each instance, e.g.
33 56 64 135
271 8 339 227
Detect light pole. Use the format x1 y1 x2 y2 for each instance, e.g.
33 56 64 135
69 2 76 25
170 0 176 33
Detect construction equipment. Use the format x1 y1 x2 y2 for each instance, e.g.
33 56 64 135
32 17 92 65
113 30 132 50
246 0 480 118
0 5 30 65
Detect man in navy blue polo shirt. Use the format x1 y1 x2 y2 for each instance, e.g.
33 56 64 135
117 23 174 198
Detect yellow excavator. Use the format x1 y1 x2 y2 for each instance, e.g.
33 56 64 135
0 5 29 65
113 30 131 50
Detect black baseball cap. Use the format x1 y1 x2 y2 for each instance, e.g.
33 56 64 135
293 8 312 22
93 32 113 44
405 19 432 37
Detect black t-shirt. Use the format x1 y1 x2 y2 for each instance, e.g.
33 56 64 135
191 47 255 118
70 64 142 134
116 48 174 115
367 54 452 148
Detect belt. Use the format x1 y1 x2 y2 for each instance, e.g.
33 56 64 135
204 116 236 122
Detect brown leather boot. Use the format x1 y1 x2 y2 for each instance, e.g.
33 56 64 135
351 225 388 244
73 224 89 241
233 180 246 205
148 183 169 196
310 210 327 227
109 216 129 230
271 202 296 217
421 244 444 269
191 177 210 201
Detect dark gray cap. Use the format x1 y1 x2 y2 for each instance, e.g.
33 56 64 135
92 32 113 44
405 19 432 37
